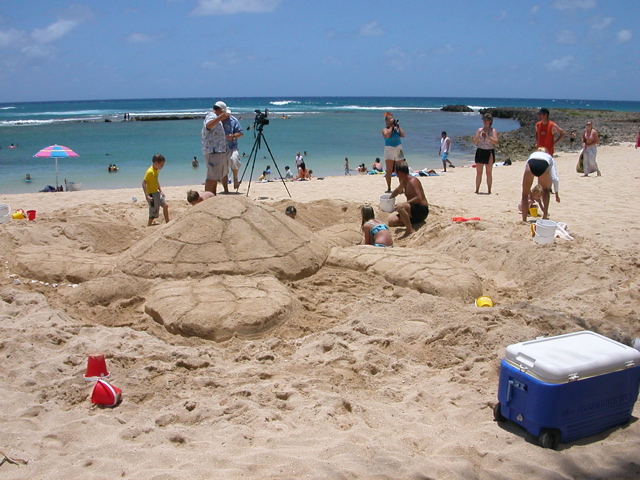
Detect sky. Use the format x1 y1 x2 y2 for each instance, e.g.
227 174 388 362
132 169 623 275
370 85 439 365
0 0 638 103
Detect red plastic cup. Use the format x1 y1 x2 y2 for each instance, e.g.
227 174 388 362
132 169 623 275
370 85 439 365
91 379 122 407
26 210 36 221
84 353 110 380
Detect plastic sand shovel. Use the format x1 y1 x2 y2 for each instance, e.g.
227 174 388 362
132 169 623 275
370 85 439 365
452 217 481 222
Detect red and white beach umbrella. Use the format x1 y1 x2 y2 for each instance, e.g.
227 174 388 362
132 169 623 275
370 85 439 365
34 144 79 188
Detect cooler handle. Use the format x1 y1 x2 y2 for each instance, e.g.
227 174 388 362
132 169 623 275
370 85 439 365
506 378 527 404
515 353 536 370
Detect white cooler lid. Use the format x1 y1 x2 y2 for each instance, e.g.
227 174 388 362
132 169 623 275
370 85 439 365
505 331 640 383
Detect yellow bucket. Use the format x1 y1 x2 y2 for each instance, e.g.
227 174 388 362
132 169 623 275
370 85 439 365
475 296 494 308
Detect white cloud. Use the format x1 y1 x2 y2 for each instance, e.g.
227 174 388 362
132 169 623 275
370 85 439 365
127 33 154 43
21 44 56 58
529 5 540 15
616 29 632 43
496 10 508 21
31 19 78 44
432 43 456 55
553 0 596 10
359 21 383 37
192 0 281 16
384 47 410 71
556 30 577 44
0 28 25 47
590 16 613 31
545 55 576 71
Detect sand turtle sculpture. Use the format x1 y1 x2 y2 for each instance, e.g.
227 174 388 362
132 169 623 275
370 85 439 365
7 195 483 342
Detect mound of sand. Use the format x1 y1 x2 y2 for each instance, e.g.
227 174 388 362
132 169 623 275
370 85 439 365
145 275 293 341
1 144 639 479
117 195 329 280
328 245 483 302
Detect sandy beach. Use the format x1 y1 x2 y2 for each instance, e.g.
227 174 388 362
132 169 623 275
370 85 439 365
1 143 639 479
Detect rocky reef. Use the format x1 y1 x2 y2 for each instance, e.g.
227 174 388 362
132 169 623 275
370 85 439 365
477 107 640 161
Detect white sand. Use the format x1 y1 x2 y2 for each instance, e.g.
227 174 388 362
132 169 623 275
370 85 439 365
1 144 639 479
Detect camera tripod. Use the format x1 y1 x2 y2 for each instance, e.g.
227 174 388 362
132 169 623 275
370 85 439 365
239 120 291 198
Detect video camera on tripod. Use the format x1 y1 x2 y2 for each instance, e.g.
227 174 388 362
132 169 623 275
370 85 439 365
240 107 290 197
253 109 270 128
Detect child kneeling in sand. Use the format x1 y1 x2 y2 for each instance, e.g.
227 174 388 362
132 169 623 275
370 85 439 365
361 205 393 247
187 190 215 205
518 184 543 214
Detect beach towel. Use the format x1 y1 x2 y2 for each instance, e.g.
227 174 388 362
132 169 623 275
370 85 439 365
555 222 574 241
576 149 584 174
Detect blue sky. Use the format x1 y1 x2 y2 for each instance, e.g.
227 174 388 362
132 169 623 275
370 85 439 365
0 0 638 102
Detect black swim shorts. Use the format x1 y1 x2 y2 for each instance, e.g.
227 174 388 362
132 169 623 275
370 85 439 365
475 148 495 165
410 203 429 223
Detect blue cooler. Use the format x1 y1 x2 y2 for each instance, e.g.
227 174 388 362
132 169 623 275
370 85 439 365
494 331 640 448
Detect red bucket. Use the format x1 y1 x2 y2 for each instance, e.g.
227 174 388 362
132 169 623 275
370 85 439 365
83 353 110 380
26 210 36 221
91 379 122 407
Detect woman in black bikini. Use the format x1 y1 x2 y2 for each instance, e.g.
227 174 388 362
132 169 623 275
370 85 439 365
520 148 560 222
472 113 499 194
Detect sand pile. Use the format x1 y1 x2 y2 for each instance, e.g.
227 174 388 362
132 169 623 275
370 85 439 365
1 144 639 479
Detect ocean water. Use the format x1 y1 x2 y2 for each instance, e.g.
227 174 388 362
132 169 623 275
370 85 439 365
1 96 638 195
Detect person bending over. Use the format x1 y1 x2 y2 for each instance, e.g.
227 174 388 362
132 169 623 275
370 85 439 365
388 161 429 234
520 148 560 222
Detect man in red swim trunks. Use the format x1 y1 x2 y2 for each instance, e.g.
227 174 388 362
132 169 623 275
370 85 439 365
535 108 565 156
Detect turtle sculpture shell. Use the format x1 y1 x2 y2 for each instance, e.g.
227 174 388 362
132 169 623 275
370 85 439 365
117 195 329 281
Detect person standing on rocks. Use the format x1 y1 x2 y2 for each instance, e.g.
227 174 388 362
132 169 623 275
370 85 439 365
535 108 565 156
569 130 577 150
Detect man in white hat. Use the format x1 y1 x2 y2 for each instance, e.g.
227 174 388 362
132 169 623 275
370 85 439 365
201 101 229 195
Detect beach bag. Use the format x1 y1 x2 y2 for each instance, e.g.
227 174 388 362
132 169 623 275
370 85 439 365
576 149 584 174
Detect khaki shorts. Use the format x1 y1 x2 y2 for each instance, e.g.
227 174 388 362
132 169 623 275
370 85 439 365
205 152 227 181
228 150 241 170
384 145 405 162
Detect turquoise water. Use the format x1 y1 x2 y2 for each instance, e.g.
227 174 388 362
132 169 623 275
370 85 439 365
1 96 638 194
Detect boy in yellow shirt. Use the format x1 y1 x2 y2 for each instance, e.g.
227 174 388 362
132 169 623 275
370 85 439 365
142 154 170 226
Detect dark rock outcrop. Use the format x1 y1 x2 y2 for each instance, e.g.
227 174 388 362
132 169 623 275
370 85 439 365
441 105 474 113
471 107 640 161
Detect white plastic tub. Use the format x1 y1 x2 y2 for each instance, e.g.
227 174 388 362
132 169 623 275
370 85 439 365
379 194 395 213
534 219 556 244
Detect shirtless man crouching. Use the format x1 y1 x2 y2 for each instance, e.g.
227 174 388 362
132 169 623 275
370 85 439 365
388 161 429 234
